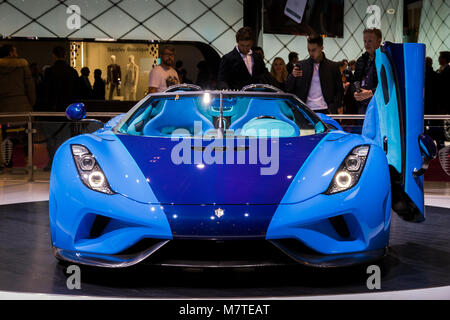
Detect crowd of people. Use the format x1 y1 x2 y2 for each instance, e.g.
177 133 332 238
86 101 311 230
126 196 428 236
0 26 449 170
0 45 108 114
215 26 448 117
148 26 449 118
1 28 449 116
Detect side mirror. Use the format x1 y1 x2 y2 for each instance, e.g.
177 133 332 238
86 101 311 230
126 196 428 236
66 103 86 121
438 146 450 176
413 133 438 177
316 113 343 131
419 133 437 162
104 113 126 129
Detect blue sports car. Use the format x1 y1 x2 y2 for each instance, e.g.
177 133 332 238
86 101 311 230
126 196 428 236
50 42 436 268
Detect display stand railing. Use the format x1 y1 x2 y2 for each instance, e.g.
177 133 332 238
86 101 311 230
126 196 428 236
1 112 449 182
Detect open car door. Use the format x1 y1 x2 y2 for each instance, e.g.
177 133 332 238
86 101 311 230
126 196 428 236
362 42 436 222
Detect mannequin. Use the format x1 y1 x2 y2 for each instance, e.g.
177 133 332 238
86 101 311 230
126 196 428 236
107 55 121 100
124 55 139 100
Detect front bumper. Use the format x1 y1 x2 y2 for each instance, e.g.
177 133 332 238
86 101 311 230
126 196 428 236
54 240 387 269
50 139 391 268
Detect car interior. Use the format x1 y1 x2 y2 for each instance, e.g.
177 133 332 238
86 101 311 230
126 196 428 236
118 95 325 138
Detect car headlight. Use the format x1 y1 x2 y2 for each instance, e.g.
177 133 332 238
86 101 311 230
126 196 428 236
325 145 370 195
71 144 115 195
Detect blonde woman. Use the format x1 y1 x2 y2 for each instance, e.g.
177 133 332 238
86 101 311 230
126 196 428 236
270 57 288 91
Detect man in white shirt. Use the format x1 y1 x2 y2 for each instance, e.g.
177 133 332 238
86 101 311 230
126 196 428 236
148 45 180 93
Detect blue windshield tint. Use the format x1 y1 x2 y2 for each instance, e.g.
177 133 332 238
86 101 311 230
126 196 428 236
117 94 326 138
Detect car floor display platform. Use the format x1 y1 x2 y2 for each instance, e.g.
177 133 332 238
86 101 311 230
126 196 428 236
0 200 449 298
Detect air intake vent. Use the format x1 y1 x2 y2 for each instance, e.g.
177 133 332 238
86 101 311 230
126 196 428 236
328 215 350 239
90 215 111 238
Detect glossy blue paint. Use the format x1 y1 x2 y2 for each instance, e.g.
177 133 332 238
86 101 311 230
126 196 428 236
363 43 426 220
418 133 437 160
49 134 173 255
361 97 381 142
164 204 279 238
266 144 391 254
49 52 427 266
279 131 374 204
363 46 402 173
316 113 343 131
69 131 160 204
103 113 126 130
116 133 325 205
402 43 426 216
65 103 86 121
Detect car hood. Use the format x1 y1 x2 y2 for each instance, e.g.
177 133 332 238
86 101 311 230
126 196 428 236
115 133 327 205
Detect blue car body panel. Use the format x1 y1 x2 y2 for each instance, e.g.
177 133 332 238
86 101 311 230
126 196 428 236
400 44 426 217
116 134 325 205
49 135 173 255
316 113 343 131
278 131 369 204
363 42 425 221
49 43 426 267
266 143 391 254
164 204 279 239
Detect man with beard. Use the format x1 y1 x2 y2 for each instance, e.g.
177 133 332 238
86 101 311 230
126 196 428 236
148 45 180 93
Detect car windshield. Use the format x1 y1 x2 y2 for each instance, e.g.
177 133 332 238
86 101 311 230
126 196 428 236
116 92 326 138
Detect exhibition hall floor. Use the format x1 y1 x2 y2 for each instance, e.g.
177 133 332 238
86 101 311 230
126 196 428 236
0 179 449 299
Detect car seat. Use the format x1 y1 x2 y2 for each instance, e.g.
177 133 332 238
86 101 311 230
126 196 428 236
143 98 215 137
229 98 300 136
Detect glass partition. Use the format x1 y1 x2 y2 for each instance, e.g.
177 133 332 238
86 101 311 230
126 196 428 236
0 117 104 182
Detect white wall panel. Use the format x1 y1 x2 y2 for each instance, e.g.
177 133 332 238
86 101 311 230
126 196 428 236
0 0 243 56
418 0 450 70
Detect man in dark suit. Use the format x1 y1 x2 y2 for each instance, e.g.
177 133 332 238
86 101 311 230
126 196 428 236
285 34 343 114
78 66 93 100
43 46 80 112
352 28 382 115
286 51 299 75
217 27 267 90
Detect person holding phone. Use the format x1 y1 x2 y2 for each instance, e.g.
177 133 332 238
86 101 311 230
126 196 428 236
285 34 343 114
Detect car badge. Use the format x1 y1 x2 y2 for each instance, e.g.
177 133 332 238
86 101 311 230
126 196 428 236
214 208 224 218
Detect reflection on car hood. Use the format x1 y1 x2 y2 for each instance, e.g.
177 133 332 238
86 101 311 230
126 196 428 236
116 133 326 205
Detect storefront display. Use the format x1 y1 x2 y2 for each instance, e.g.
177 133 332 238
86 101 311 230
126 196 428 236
123 55 139 101
70 41 159 101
